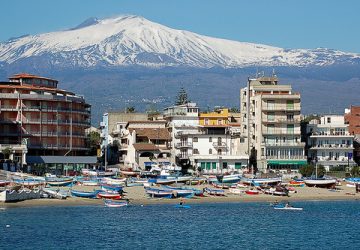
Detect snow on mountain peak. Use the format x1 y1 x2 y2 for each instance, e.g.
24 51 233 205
0 15 359 68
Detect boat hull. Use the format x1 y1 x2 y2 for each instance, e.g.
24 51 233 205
303 179 336 188
104 200 128 207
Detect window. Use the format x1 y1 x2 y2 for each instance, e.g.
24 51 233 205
240 138 245 143
201 162 206 169
327 117 331 123
222 162 228 169
193 148 199 154
209 137 212 142
193 137 198 142
261 148 264 156
218 137 222 144
212 162 217 169
235 162 242 169
267 100 275 110
287 124 294 134
268 112 275 121
218 149 222 155
209 149 212 154
287 100 294 110
205 119 209 125
218 119 222 125
206 162 211 170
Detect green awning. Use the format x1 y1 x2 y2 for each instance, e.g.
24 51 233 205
267 160 307 165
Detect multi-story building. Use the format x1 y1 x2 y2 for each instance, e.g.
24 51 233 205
163 103 200 170
122 121 171 169
240 76 306 173
307 115 356 171
0 73 93 173
99 112 148 165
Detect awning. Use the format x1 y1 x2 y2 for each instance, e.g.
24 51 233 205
267 160 307 165
26 156 97 164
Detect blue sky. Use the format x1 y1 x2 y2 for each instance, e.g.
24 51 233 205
1 0 359 52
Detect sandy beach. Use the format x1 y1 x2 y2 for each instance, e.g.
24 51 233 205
1 183 359 208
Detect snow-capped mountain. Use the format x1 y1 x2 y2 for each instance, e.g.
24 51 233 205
0 15 359 68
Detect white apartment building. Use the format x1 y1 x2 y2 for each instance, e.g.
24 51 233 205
240 76 306 173
188 128 248 174
163 103 200 169
307 115 356 171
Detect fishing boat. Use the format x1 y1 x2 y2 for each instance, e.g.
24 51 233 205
101 184 123 193
242 177 282 186
46 177 74 187
42 188 68 199
0 180 10 187
70 189 100 198
174 204 191 209
204 187 225 196
212 182 232 189
263 186 288 196
104 199 128 207
120 169 141 177
145 187 173 198
187 177 206 185
217 174 241 183
303 178 336 188
245 189 260 195
288 180 305 187
162 185 203 197
229 188 244 195
101 177 126 185
13 178 45 187
78 179 99 186
273 204 303 211
97 192 122 200
344 177 360 185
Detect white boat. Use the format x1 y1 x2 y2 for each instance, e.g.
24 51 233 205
303 178 336 188
229 188 244 195
42 188 68 199
274 205 303 211
102 177 126 185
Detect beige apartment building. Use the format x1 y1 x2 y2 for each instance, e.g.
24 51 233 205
240 76 306 173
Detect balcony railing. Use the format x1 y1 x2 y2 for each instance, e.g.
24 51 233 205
262 129 300 135
310 132 352 137
265 142 305 147
176 153 190 159
262 118 301 124
310 144 354 149
175 142 193 148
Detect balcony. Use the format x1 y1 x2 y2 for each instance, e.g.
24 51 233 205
309 144 354 150
310 132 352 137
265 141 305 147
262 118 301 124
175 142 193 148
262 129 300 135
262 105 301 112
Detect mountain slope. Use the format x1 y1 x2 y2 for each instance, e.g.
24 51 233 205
1 15 359 68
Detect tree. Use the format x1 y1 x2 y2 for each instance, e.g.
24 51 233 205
86 131 100 156
175 88 189 105
350 166 360 177
126 106 136 113
299 164 325 177
1 147 11 159
229 107 240 113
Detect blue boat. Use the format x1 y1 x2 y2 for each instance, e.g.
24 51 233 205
174 204 191 209
162 185 203 196
145 187 173 198
101 184 123 193
70 189 101 198
204 187 225 196
46 177 74 187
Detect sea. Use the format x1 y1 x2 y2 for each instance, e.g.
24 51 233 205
0 201 359 250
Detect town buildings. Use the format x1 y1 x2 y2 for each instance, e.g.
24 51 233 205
306 115 356 171
0 73 94 173
240 76 306 173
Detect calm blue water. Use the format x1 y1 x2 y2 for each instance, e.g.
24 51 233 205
1 201 359 250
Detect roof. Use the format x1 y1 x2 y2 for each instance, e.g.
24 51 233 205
26 156 97 164
0 83 75 96
133 143 159 151
9 73 58 83
130 128 171 140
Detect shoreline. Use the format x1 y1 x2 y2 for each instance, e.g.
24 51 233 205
1 185 359 208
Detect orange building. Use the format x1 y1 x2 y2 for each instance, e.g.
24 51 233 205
0 73 91 162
